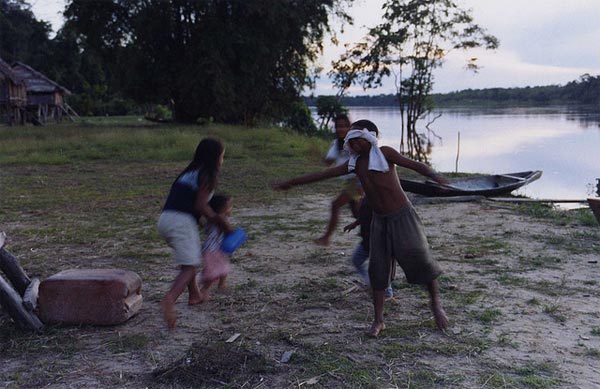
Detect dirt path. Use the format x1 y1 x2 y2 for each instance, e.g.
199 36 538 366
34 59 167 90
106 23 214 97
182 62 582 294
1 193 599 388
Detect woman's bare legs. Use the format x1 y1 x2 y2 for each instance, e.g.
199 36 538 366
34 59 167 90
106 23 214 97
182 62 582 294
161 265 197 329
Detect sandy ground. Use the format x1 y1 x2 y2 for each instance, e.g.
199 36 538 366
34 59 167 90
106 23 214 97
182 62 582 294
1 192 599 388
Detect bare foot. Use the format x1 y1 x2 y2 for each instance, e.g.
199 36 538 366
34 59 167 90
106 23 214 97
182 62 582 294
160 299 176 330
188 295 204 305
366 321 385 337
188 289 204 305
431 302 449 330
313 236 330 246
195 290 211 303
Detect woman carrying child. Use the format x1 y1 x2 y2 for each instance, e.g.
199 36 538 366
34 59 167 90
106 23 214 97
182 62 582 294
157 138 232 330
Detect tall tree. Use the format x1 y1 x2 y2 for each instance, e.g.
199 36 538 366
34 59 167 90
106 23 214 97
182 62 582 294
332 0 498 161
64 0 352 124
0 0 53 69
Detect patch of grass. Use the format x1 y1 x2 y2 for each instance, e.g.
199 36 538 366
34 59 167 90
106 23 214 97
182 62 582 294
290 342 377 387
461 235 510 256
496 273 525 286
106 333 150 353
591 327 600 336
518 202 598 227
523 254 563 269
153 342 273 387
449 290 483 306
480 361 562 388
542 304 567 323
585 348 600 358
477 308 502 324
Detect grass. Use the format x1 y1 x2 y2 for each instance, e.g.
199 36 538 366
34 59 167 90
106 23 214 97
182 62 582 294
517 202 598 227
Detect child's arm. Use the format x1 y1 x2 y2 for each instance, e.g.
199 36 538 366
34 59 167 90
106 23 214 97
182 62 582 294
194 183 233 234
380 146 449 185
272 163 349 190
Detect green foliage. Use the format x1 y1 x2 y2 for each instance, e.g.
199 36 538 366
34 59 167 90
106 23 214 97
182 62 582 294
0 0 53 69
64 0 352 124
314 95 348 130
283 100 321 136
432 75 600 107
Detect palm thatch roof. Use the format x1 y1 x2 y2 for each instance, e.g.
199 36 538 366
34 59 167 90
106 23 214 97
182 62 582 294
11 62 71 95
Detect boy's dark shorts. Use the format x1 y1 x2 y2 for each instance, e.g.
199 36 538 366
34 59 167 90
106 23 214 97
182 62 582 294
368 204 442 290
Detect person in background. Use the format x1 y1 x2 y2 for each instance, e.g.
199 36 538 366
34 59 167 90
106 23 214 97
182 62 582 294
314 113 363 246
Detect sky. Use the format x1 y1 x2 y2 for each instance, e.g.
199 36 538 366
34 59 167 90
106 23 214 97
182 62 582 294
30 0 600 95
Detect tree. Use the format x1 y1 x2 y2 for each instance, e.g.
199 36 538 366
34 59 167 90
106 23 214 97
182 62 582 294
64 0 352 124
0 0 53 68
315 95 347 130
331 0 498 161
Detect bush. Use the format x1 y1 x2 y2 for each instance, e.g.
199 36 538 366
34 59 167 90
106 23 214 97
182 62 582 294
283 101 326 137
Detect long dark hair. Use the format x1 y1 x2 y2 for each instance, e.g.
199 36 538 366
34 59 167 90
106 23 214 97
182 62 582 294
181 138 223 188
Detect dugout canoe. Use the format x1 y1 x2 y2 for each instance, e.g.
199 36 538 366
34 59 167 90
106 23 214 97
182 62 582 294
588 198 600 224
400 170 543 197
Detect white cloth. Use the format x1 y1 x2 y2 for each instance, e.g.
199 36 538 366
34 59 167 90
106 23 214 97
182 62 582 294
325 140 354 180
343 129 389 173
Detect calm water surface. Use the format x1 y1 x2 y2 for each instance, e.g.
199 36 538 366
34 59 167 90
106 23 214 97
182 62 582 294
335 106 600 201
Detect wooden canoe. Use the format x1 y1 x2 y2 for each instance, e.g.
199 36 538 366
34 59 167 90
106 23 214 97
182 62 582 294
400 170 543 197
588 198 600 224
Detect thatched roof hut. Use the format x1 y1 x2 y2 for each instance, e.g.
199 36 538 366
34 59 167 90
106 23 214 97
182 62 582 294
0 58 27 124
12 62 71 106
11 62 75 123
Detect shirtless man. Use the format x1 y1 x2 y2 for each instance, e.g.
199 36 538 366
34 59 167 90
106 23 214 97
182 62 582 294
273 119 449 336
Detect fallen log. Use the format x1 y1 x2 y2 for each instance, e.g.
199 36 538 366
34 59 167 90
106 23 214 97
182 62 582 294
0 247 31 296
0 274 44 332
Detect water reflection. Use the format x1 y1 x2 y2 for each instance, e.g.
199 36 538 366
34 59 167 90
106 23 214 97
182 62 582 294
341 105 600 200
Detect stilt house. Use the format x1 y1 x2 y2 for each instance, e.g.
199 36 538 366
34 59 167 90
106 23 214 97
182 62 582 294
0 58 27 125
11 62 75 123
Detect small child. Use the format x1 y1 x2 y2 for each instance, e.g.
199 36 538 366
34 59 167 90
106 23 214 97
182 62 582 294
199 194 233 301
344 196 393 298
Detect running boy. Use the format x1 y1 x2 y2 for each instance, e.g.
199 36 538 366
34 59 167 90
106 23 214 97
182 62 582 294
315 113 363 246
273 119 449 336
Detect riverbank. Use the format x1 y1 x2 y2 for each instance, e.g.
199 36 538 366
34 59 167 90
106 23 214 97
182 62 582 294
1 120 599 387
1 187 599 387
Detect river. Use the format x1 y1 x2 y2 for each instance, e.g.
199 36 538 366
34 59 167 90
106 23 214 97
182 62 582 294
319 106 600 201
